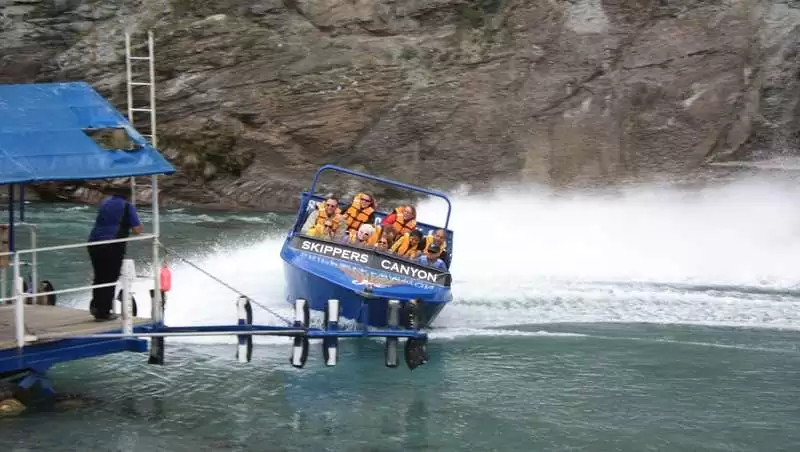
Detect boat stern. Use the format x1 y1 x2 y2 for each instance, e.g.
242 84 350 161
280 234 452 328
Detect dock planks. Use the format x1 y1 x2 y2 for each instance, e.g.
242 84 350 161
0 304 150 350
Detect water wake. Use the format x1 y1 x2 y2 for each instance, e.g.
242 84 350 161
139 173 800 343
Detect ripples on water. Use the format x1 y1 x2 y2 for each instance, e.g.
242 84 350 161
3 174 800 450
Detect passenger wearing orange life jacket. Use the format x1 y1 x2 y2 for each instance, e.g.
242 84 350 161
373 228 397 252
343 192 375 234
381 205 417 236
302 196 342 239
365 225 381 246
390 229 424 260
310 217 339 240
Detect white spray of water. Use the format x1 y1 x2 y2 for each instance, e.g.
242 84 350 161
128 234 292 345
134 173 800 343
429 175 800 330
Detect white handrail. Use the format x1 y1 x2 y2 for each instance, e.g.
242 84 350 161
0 281 119 303
0 234 156 257
2 231 157 348
1 223 38 300
1 226 155 303
13 253 23 347
11 223 37 301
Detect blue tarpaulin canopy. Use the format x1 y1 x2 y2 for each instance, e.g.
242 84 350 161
0 81 176 185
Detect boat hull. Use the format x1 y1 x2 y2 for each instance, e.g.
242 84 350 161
280 235 452 328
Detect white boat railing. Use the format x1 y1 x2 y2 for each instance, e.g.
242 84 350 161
0 230 159 348
0 232 156 258
0 223 37 305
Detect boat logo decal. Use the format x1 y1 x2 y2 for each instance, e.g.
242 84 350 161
341 267 398 288
299 253 437 290
299 239 369 264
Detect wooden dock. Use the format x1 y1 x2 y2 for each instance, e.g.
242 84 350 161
0 305 151 350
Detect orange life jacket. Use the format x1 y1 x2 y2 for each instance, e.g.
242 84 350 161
389 207 417 235
366 225 383 246
314 203 341 232
423 235 447 253
391 233 420 259
344 193 374 232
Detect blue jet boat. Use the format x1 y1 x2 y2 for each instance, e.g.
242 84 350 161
280 165 454 329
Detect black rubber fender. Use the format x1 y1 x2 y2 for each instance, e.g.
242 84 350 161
18 280 56 305
40 280 56 306
116 290 138 317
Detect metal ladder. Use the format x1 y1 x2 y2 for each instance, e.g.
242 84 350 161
124 30 157 206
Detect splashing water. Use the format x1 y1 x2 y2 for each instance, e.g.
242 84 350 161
430 175 800 330
135 173 800 342
447 177 800 286
128 234 292 345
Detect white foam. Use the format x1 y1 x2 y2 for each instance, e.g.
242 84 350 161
427 177 800 288
420 174 800 330
429 328 589 340
125 233 295 345
124 173 800 344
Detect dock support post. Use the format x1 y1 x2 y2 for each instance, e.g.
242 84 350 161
291 299 309 368
121 259 135 335
13 253 24 348
385 300 400 368
323 299 339 366
29 226 37 305
236 296 253 363
1 269 6 305
0 223 6 303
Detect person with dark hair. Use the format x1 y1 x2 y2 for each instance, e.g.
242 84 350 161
381 204 416 235
390 229 424 260
374 228 397 251
87 185 143 321
424 228 450 267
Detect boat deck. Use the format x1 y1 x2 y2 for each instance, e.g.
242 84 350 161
0 304 150 350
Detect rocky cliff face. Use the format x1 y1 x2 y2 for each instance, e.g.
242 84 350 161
1 0 799 211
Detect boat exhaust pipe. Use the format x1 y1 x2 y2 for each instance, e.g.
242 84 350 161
322 299 339 366
291 298 310 368
385 299 400 368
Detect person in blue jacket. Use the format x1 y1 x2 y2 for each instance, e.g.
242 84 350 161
87 185 143 320
416 242 448 270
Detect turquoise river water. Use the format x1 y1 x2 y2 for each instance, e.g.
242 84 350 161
2 175 800 451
